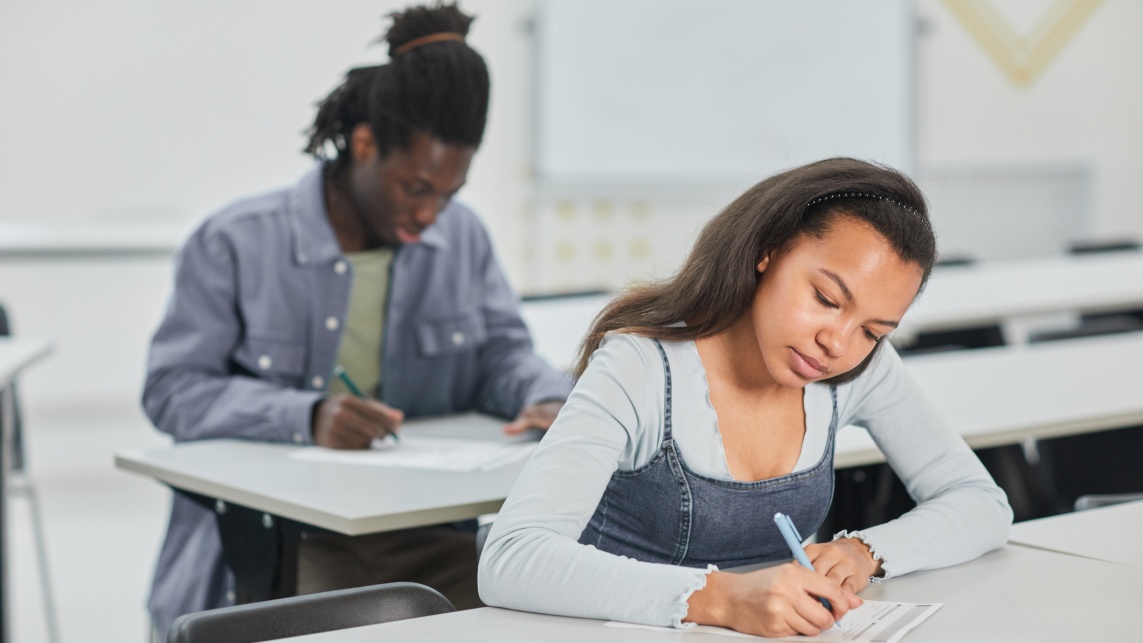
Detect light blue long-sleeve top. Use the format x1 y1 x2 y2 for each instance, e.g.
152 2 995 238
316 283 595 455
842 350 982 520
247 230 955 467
479 333 1012 627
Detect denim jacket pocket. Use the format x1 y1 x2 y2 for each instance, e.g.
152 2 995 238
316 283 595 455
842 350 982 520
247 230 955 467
413 308 488 357
232 334 307 383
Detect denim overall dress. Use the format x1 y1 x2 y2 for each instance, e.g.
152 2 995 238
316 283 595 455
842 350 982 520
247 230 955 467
578 339 838 568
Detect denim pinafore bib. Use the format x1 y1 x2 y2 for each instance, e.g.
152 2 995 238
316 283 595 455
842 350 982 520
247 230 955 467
578 339 838 569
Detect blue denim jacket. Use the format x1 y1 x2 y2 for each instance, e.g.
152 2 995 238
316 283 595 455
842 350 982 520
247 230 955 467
143 164 571 635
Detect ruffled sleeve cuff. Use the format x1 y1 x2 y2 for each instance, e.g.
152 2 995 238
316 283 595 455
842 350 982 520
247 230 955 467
833 530 892 582
672 564 720 628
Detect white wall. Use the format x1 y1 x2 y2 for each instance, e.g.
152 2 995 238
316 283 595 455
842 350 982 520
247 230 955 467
0 0 535 272
521 0 1143 290
0 0 536 410
917 0 1143 240
3 0 1142 409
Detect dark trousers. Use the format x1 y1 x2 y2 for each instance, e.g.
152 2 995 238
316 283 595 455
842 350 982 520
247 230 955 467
295 525 484 610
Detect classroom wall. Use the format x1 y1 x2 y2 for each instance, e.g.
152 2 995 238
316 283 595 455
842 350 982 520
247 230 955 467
0 0 535 411
519 0 1143 291
2 0 1140 409
917 0 1143 240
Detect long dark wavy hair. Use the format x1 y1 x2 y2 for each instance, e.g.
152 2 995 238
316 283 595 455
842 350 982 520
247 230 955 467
573 157 938 384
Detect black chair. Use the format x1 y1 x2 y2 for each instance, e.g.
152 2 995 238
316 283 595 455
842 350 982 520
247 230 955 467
166 582 456 643
1067 238 1141 255
1074 493 1143 511
0 302 60 643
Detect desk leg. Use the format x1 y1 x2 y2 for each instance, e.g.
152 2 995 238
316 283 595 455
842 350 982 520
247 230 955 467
0 386 13 643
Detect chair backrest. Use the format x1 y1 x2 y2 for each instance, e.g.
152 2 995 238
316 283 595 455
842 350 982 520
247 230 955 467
166 582 456 643
1067 238 1141 255
1074 493 1143 512
0 301 25 472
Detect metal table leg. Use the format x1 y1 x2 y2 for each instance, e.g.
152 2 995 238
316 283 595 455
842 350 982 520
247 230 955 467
0 385 14 643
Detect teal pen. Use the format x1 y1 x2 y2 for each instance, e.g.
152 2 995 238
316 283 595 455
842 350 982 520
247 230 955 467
333 365 399 442
773 512 838 623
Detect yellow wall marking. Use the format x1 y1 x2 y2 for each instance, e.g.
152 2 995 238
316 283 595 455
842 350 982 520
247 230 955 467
941 0 1104 87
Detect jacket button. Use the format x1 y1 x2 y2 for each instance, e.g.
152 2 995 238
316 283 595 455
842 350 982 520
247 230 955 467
326 317 339 331
452 331 465 346
334 261 347 275
257 355 272 370
311 376 324 389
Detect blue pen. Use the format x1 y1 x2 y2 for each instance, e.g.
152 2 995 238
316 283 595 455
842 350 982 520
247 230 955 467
773 512 835 618
333 365 400 442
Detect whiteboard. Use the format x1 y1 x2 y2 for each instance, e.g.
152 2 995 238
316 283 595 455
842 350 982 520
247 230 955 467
534 0 916 183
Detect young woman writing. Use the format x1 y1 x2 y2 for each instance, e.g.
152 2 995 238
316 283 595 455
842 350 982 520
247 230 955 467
478 158 1012 638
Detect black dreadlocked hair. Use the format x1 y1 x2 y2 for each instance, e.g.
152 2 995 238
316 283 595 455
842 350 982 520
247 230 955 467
304 2 490 177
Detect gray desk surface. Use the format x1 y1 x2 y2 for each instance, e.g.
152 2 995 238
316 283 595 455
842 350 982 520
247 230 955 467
277 545 1136 642
836 332 1143 467
0 220 192 259
0 337 53 385
116 333 1143 534
899 251 1143 336
517 255 1143 371
115 414 532 535
1009 499 1143 568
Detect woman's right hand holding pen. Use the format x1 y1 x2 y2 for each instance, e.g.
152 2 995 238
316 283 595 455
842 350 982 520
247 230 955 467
684 565 860 638
311 394 404 448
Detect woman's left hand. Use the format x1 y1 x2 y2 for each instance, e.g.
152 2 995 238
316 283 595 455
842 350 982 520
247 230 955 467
805 538 883 593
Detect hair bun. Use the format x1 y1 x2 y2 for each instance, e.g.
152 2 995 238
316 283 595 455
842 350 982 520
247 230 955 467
383 2 475 57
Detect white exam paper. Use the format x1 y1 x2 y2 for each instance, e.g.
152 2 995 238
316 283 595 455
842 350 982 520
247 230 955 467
604 600 942 642
288 436 536 472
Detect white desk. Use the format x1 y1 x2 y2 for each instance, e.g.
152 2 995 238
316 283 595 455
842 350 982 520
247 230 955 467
836 332 1143 467
899 252 1143 338
0 220 192 259
115 416 529 536
0 337 53 643
0 338 52 384
116 415 534 603
116 332 1143 607
519 293 613 373
515 254 1143 371
118 333 1143 530
1009 500 1143 568
277 545 1136 642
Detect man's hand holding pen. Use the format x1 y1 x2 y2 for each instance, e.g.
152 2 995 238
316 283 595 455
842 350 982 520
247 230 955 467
311 394 404 449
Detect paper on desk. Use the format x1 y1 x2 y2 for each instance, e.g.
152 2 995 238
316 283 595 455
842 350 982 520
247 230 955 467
604 600 942 642
288 436 536 472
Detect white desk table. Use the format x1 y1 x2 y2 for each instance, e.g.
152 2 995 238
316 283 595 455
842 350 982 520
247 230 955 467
1009 499 1143 568
0 337 53 643
519 292 613 373
836 332 1143 467
116 334 1143 602
278 545 1136 642
899 252 1143 339
0 220 191 259
116 416 527 536
116 415 531 602
516 255 1143 372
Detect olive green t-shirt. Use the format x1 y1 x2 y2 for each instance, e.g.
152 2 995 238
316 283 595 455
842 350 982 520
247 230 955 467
328 249 394 397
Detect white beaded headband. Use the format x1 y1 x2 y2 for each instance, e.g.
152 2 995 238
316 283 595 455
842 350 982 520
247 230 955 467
806 192 930 230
